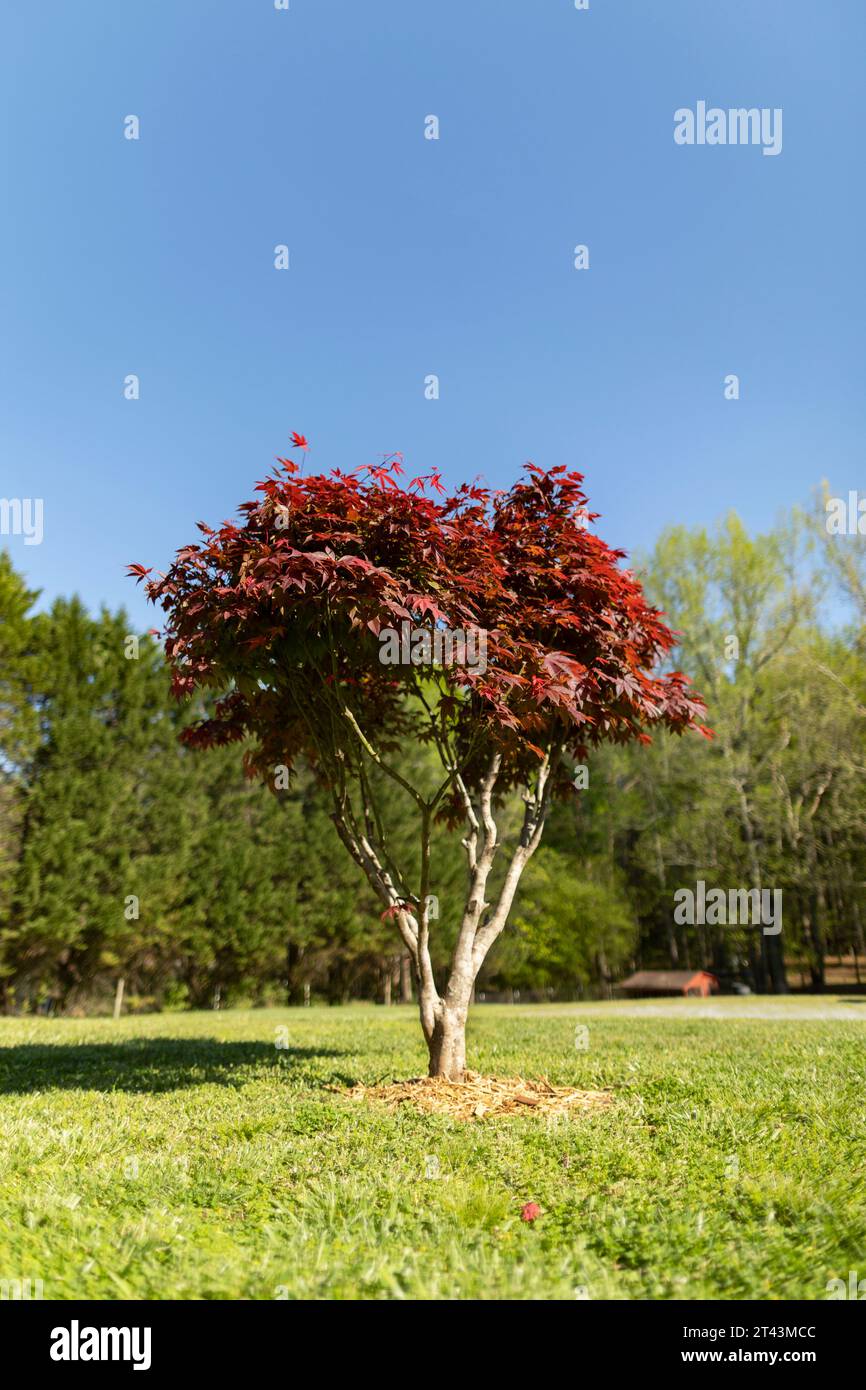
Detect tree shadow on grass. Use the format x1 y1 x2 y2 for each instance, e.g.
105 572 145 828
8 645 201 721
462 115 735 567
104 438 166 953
0 1038 357 1095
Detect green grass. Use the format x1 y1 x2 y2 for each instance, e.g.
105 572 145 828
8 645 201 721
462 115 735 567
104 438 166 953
1 1000 864 1300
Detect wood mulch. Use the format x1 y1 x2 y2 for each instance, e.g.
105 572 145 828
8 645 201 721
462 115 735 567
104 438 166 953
340 1071 613 1121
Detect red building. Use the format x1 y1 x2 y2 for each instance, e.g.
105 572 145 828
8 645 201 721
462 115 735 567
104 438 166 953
618 970 719 998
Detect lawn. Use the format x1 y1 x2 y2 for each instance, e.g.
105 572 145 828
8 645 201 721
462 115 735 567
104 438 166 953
1 999 864 1300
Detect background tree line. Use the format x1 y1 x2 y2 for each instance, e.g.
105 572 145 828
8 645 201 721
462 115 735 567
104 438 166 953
1 496 864 1012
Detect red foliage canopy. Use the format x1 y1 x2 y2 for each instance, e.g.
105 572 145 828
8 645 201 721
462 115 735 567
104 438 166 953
131 441 709 816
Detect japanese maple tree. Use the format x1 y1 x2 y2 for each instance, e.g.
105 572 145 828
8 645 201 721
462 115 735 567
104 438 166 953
131 438 709 1079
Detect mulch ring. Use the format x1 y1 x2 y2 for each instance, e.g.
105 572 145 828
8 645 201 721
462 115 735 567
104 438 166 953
339 1070 613 1122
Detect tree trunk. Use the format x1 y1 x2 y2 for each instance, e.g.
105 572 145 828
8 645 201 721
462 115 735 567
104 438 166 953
285 943 306 1005
764 929 789 994
400 951 413 1003
426 1005 468 1080
334 744 557 1082
806 887 826 989
422 954 474 1079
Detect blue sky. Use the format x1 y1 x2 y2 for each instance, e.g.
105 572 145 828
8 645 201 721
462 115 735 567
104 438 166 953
1 0 863 628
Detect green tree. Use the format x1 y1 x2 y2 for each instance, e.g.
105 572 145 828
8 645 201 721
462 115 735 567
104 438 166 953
8 602 174 1006
498 847 637 995
0 553 41 1002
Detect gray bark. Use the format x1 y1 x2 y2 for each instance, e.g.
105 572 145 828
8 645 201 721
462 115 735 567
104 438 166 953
327 700 559 1080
